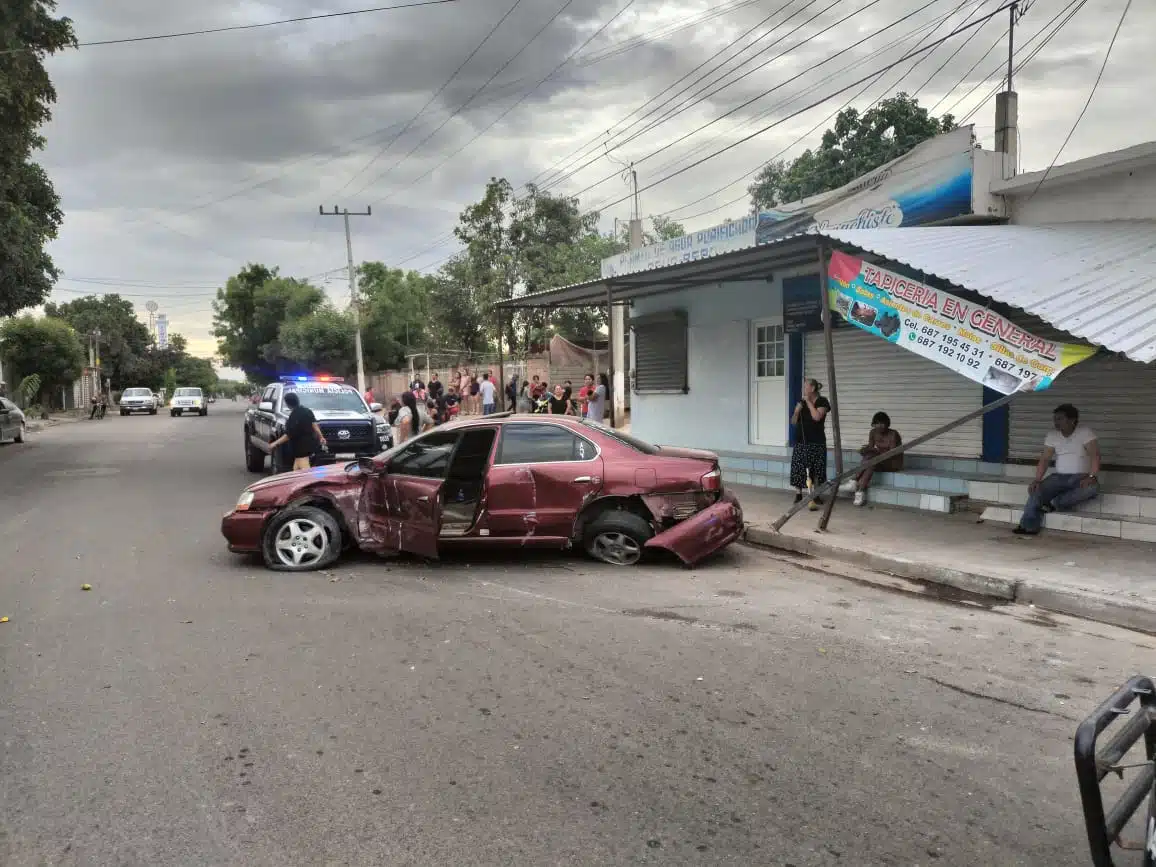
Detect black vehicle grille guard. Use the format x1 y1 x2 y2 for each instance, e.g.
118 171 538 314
1074 674 1156 866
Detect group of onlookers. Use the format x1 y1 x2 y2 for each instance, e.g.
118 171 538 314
512 373 608 421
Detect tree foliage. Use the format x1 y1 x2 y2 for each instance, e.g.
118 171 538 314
278 306 357 378
0 1 76 316
44 293 151 389
212 264 325 379
0 315 85 402
749 93 956 209
358 263 435 369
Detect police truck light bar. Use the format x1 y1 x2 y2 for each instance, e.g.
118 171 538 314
279 375 344 383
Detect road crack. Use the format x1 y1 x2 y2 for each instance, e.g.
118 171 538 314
923 675 1067 719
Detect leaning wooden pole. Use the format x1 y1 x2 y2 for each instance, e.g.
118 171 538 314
816 242 843 532
497 309 506 412
770 388 1026 533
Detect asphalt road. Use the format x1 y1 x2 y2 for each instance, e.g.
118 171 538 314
1 402 1152 866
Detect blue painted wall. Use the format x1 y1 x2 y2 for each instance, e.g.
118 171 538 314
629 276 790 453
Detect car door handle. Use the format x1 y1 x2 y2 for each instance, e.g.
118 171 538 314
416 495 430 502
573 476 592 483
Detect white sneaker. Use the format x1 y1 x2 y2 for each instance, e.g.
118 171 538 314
839 479 858 494
853 491 866 507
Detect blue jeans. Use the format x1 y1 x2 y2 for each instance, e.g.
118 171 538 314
1020 473 1100 531
482 403 495 415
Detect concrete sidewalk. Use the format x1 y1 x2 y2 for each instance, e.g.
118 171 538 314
734 483 1156 634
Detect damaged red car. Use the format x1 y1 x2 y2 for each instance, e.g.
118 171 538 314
221 414 744 572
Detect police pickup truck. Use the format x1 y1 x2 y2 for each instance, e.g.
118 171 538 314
243 376 392 473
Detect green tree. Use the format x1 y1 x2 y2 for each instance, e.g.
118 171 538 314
427 257 488 356
748 93 957 209
357 263 433 370
1 2 77 316
174 355 219 395
44 293 151 390
0 315 84 404
278 306 357 378
162 367 177 400
211 264 325 379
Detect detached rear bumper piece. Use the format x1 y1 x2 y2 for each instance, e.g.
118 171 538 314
221 509 269 553
645 490 744 566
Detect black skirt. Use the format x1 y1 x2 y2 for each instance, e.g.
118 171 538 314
790 442 827 490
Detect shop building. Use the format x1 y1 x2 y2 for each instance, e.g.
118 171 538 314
498 131 1156 541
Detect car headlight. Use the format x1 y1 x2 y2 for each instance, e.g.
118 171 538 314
235 491 256 511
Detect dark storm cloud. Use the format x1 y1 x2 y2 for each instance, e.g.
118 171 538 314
37 0 1155 357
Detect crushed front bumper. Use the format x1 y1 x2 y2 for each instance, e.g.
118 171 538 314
645 490 744 566
221 509 269 554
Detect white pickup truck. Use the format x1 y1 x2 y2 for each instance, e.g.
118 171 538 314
119 387 158 416
170 387 207 417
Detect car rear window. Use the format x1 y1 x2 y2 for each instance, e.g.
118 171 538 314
578 420 660 455
174 388 202 397
124 388 151 396
496 424 594 464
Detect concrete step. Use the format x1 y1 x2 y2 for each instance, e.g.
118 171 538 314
978 505 1156 543
968 482 1156 519
721 469 966 514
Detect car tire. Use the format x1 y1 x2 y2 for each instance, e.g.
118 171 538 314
149 408 157 415
582 508 653 567
262 506 342 572
120 410 128 416
244 433 265 472
15 422 26 444
200 408 208 417
170 410 178 417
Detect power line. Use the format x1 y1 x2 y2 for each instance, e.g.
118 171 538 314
332 0 529 198
535 0 828 193
586 1 1017 215
1026 0 1130 197
348 0 584 201
565 0 970 203
651 0 983 218
60 1 464 50
359 0 642 206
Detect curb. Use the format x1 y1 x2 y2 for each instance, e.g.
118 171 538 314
744 525 1156 633
744 526 1018 601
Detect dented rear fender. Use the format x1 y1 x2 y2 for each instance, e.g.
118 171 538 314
644 490 744 566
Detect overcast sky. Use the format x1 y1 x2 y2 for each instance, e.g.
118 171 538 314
39 0 1152 367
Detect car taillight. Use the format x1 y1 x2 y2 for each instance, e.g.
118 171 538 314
701 467 722 492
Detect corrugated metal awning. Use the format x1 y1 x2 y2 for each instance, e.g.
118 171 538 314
824 221 1156 363
494 234 820 309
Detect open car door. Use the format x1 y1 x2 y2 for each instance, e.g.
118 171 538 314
359 430 460 558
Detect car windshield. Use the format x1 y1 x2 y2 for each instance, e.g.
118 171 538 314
124 388 151 396
285 387 366 413
579 420 660 455
174 388 201 397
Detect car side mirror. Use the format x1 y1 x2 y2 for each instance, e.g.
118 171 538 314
369 402 383 413
258 401 274 412
357 456 386 474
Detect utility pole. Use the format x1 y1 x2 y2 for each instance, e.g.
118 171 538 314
320 205 372 394
611 165 642 429
995 2 1029 179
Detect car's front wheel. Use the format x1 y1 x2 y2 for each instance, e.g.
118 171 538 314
14 422 25 444
582 508 653 566
262 506 341 572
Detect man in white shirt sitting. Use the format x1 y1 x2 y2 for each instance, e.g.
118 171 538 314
1014 403 1101 536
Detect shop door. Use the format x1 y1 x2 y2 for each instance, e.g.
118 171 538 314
750 318 788 446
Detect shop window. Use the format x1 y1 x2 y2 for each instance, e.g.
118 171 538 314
756 323 785 378
632 310 688 394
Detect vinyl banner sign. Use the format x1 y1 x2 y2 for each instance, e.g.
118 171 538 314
601 126 975 278
826 250 1096 393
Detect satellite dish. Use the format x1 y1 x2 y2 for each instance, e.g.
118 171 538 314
145 300 159 313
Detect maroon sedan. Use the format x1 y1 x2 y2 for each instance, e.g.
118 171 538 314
221 414 744 572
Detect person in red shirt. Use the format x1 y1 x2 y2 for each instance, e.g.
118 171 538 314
577 373 594 417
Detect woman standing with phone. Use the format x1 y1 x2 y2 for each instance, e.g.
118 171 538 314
790 378 831 511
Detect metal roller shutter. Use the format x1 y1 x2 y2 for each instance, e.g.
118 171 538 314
804 329 983 457
632 310 688 394
1008 356 1156 469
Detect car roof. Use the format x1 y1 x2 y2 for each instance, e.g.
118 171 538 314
439 414 596 434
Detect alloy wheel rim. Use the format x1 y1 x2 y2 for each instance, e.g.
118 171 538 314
592 532 641 566
274 518 328 567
